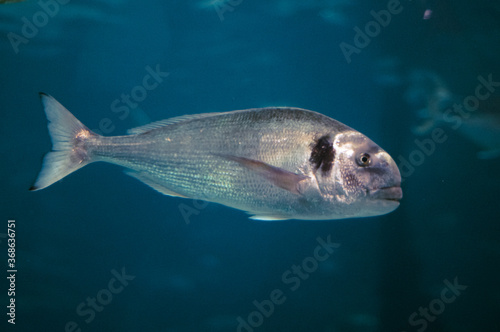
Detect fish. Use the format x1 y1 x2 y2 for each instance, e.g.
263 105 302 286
30 93 402 220
0 0 25 4
406 70 500 159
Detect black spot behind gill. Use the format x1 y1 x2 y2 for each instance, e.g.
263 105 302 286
309 135 335 174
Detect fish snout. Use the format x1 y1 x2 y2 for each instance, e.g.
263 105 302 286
366 151 402 204
369 186 403 202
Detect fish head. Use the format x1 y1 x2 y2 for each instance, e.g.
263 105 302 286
312 130 402 218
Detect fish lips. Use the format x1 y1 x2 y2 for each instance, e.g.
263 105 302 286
368 186 403 203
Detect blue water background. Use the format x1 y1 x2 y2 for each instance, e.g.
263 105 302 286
1 0 499 331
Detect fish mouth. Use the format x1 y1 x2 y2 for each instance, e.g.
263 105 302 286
369 186 403 202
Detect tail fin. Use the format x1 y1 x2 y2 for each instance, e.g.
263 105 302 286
30 93 97 191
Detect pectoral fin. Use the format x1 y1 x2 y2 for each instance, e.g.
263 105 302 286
219 155 309 195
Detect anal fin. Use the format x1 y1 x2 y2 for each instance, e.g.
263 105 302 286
125 171 188 198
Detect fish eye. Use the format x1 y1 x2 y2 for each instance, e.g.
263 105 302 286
357 153 371 167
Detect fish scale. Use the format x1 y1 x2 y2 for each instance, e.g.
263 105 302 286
30 94 402 220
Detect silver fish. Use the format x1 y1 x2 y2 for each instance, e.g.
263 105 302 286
406 70 500 159
30 93 402 220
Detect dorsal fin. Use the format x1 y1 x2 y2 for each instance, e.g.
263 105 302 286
126 107 324 135
127 112 225 135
